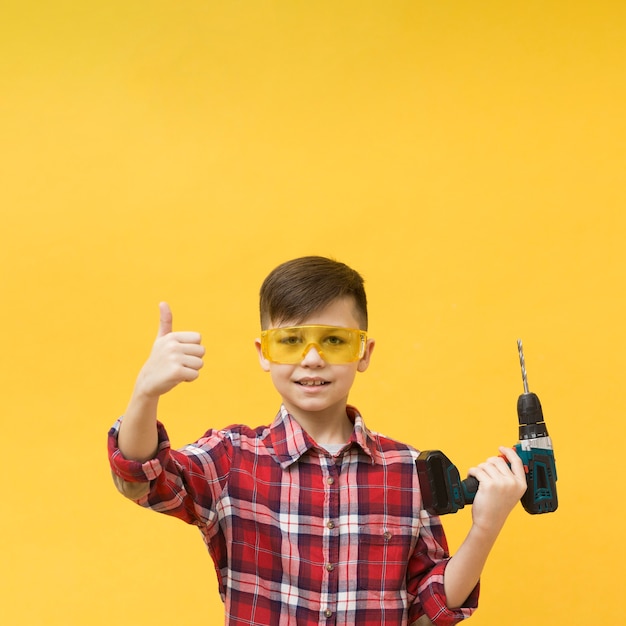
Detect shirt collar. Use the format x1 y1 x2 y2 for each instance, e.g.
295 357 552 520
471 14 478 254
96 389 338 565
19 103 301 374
268 404 378 468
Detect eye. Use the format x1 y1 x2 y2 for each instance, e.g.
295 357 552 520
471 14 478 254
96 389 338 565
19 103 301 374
278 334 303 346
323 334 346 346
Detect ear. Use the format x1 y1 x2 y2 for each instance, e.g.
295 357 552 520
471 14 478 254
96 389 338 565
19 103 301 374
357 338 375 373
255 338 271 372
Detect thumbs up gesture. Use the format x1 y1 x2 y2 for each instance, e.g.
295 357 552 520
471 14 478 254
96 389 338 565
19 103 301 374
135 302 205 398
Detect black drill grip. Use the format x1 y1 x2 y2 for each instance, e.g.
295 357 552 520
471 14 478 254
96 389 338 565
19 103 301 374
463 475 479 500
416 450 478 515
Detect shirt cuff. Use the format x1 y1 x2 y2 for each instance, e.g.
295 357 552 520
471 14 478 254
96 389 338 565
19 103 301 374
415 559 479 625
107 419 171 483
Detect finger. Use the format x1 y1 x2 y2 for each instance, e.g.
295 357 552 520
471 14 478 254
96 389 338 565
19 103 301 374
469 457 510 482
181 354 204 371
486 455 511 471
171 331 203 346
158 302 173 337
181 365 201 383
182 342 205 357
499 446 526 479
467 465 488 481
499 446 521 466
468 463 497 482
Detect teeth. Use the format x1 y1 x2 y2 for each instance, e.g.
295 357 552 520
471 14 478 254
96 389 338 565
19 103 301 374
299 380 326 386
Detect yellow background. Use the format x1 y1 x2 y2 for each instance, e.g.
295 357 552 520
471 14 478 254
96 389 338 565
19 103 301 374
1 1 625 624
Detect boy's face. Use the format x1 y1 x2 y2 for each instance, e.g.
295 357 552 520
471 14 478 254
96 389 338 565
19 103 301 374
255 297 375 424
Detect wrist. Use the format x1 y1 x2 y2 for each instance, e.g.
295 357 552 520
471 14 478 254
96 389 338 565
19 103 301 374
132 385 161 405
468 517 505 545
133 369 165 403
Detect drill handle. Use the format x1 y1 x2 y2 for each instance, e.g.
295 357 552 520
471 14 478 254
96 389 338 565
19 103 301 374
515 443 558 514
462 475 479 503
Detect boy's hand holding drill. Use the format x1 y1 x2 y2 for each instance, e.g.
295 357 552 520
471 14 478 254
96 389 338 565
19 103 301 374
467 447 527 534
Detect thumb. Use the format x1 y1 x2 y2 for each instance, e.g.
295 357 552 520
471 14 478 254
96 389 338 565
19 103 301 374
157 301 173 337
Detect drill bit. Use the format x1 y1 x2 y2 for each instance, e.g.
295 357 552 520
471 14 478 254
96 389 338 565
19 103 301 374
517 339 529 394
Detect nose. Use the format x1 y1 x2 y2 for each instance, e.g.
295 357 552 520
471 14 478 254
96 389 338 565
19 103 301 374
300 343 325 366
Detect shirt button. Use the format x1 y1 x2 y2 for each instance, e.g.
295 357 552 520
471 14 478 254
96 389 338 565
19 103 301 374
324 609 333 618
383 531 392 541
326 563 335 572
327 477 335 485
327 521 335 529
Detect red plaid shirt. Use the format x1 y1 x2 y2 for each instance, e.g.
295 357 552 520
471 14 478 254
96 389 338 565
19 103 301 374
108 406 478 625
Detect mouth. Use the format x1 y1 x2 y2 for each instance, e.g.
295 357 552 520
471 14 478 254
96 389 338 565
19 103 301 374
295 378 330 387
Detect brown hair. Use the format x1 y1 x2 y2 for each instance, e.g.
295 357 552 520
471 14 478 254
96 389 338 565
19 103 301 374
259 256 368 330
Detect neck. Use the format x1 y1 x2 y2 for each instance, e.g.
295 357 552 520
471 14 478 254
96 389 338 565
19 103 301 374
285 404 354 444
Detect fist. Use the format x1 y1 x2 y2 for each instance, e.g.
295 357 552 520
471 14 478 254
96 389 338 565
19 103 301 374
467 446 528 532
135 302 205 398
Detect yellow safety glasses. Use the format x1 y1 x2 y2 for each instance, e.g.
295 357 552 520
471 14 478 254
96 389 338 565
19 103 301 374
260 325 367 365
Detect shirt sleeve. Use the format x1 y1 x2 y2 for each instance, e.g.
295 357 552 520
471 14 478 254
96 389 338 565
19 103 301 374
407 509 479 625
107 418 232 527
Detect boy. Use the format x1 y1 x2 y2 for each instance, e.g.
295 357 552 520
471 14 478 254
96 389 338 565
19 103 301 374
108 256 526 625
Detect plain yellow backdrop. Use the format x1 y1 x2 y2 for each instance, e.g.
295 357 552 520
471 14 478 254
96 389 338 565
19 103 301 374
1 1 625 624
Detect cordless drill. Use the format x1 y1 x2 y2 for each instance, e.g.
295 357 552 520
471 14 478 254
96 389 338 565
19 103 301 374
416 340 558 515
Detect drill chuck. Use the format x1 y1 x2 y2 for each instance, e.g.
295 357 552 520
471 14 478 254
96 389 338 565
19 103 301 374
517 392 549 440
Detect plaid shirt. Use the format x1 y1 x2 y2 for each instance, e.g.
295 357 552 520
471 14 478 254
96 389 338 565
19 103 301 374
108 406 478 625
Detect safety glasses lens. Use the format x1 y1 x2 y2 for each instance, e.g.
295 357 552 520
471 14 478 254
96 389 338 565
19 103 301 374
262 326 366 364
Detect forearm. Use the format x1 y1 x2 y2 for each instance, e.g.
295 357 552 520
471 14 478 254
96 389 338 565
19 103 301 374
443 524 499 608
117 389 160 462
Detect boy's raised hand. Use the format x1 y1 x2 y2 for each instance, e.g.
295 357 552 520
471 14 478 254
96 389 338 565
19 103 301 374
135 302 205 399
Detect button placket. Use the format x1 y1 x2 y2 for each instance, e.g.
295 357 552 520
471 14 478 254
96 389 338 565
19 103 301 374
323 460 340 620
